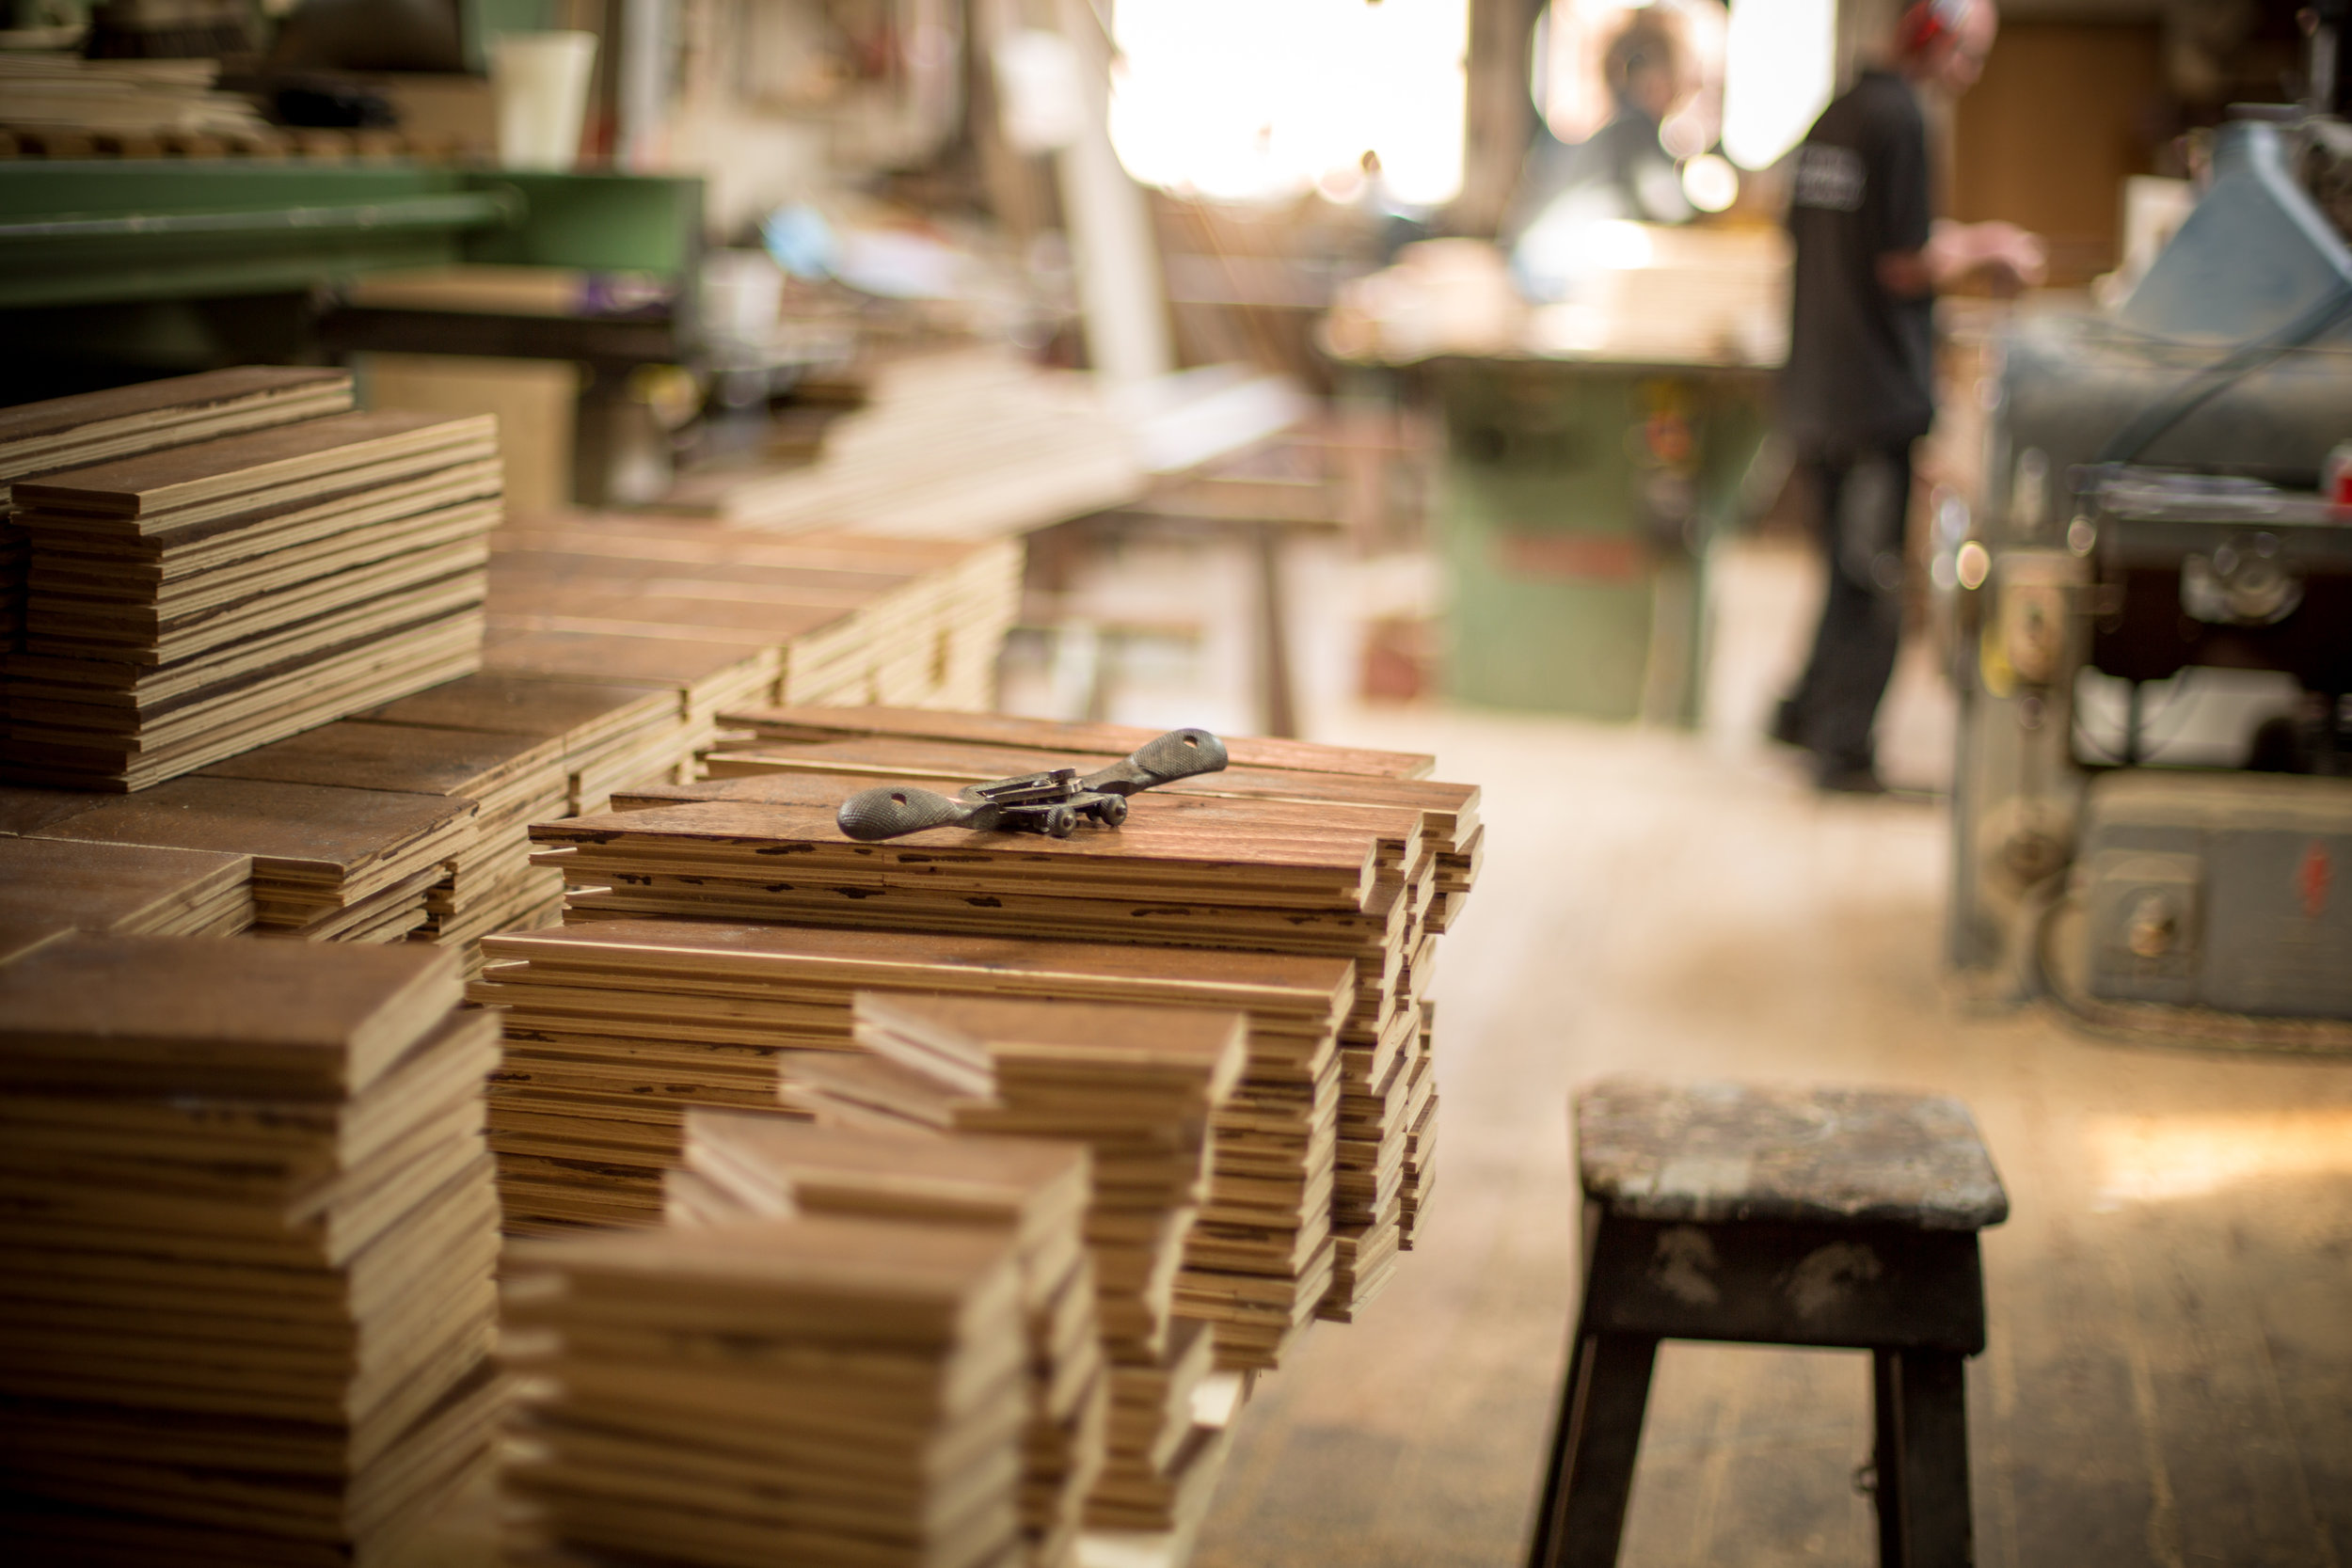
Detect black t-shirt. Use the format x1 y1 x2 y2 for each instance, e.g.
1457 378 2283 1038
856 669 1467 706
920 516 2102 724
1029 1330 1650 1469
1781 71 1935 449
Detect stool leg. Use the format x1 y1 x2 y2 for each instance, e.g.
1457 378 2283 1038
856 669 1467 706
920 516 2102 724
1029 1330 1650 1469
1527 1330 1659 1568
1870 1348 1974 1568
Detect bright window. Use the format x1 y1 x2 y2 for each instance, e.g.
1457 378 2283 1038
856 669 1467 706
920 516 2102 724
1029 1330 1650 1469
1720 0 1835 169
1109 0 1470 207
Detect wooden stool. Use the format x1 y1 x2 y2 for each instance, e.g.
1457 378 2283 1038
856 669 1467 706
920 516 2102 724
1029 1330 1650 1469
1527 1078 2009 1568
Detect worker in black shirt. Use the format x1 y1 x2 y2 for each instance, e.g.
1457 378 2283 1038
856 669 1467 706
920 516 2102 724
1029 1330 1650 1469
1771 0 2043 792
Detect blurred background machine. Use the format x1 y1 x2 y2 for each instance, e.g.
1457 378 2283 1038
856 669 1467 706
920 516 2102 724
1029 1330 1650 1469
1946 86 2352 1024
1323 213 1787 726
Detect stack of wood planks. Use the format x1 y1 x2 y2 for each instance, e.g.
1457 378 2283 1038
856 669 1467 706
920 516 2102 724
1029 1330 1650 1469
522 802 1363 1366
197 719 572 957
358 672 697 823
661 350 1145 540
667 1113 1104 1568
469 919 1350 1304
0 369 356 709
501 1213 1031 1568
485 514 1020 722
22 777 479 943
567 707 1479 1334
0 835 254 939
0 55 274 148
5 405 500 790
800 994 1248 1538
0 935 503 1565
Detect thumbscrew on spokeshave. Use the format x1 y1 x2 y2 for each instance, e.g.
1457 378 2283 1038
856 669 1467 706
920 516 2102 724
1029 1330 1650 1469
835 728 1229 842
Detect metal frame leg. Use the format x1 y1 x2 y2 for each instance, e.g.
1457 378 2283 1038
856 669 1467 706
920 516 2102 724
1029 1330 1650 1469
1528 1330 1659 1568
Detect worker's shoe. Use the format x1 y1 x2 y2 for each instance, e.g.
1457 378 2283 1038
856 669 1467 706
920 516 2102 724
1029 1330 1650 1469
1768 697 1807 749
1815 762 1887 796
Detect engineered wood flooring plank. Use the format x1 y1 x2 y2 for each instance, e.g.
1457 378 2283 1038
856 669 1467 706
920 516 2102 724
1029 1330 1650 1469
199 720 564 804
0 931 460 1098
13 412 497 525
21 462 503 575
537 798 1382 904
691 736 1482 847
480 920 1356 1018
358 672 681 742
721 707 1437 781
0 784 108 836
0 835 253 936
481 627 777 695
486 582 843 643
32 534 490 668
0 374 355 504
0 368 351 468
29 777 475 914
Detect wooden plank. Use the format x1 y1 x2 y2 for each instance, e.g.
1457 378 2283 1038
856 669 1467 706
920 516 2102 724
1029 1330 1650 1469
0 931 459 1097
0 836 253 937
476 920 1353 1038
199 720 564 806
30 777 476 918
0 784 108 836
0 368 352 483
534 797 1383 906
720 706 1437 781
690 735 1483 847
13 412 496 524
5 612 486 793
481 627 776 698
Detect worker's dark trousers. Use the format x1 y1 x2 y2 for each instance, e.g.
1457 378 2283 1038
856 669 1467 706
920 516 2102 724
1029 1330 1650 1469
1781 442 1913 778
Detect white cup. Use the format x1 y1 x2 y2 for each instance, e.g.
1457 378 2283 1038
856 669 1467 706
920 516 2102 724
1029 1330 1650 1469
492 31 598 171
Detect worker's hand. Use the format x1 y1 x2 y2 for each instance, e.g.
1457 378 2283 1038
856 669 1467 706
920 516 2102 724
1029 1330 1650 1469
1967 221 2047 296
1925 219 2047 296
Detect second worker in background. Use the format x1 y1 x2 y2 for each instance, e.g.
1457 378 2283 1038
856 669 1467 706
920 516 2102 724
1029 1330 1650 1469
1772 0 2044 792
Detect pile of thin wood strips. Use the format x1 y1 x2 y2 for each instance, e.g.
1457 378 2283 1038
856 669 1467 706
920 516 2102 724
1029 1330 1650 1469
503 1210 1032 1568
5 381 499 790
463 705 1481 1553
0 367 1033 973
0 935 503 1565
668 1110 1102 1566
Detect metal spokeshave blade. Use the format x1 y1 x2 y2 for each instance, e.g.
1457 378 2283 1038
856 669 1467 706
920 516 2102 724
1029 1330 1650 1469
834 728 1230 842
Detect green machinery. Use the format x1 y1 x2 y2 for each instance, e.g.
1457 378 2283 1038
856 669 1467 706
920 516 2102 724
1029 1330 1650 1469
0 161 706 497
0 163 700 311
1432 355 1770 722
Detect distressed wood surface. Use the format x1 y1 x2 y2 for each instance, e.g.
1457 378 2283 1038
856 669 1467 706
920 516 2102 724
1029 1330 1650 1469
1576 1078 2009 1232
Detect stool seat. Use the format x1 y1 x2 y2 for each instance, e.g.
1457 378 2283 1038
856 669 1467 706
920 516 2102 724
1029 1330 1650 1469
1530 1078 2010 1568
1577 1077 2009 1231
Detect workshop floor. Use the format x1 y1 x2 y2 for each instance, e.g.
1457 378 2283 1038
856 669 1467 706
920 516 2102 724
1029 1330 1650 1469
1187 545 2352 1566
